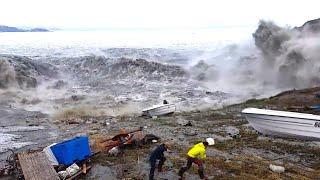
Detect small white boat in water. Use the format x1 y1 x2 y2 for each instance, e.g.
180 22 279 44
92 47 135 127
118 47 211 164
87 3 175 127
242 108 320 140
142 104 176 117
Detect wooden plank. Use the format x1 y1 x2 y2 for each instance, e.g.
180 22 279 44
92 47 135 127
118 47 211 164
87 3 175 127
18 151 59 180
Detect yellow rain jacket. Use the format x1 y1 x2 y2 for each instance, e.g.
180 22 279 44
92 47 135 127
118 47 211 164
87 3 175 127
187 142 206 160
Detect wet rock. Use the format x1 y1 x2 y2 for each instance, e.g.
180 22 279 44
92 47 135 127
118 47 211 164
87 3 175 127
70 95 85 101
225 126 240 138
184 121 192 126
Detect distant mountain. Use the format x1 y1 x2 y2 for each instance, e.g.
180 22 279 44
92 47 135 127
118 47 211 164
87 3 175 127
29 28 49 32
0 25 49 32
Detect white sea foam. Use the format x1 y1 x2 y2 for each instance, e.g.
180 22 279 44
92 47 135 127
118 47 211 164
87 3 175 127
0 126 45 133
0 133 33 153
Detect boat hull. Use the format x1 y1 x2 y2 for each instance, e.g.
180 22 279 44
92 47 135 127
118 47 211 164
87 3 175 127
142 104 176 117
242 108 320 140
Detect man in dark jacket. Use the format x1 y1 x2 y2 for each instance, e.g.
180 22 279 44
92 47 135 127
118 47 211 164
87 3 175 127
149 143 169 180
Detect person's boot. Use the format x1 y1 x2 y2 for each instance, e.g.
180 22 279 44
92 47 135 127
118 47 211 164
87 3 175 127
178 168 185 179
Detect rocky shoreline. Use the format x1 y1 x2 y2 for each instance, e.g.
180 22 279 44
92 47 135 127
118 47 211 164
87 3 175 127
61 87 320 179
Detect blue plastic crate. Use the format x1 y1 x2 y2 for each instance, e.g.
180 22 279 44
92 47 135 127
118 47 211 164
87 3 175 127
50 136 91 165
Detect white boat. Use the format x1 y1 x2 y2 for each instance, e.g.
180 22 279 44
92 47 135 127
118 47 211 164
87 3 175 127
142 104 176 117
242 108 320 140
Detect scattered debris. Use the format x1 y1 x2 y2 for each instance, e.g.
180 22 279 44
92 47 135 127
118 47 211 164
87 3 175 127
269 164 285 173
97 127 144 153
1 136 94 180
51 136 91 166
58 163 80 179
108 147 121 156
142 134 160 144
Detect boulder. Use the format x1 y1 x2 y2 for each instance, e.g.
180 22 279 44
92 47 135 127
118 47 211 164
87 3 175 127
269 164 285 173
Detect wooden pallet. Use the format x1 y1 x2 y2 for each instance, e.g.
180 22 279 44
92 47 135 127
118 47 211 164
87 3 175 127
18 151 59 180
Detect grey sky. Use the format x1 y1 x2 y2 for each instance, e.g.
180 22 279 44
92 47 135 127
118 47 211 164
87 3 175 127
1 0 319 29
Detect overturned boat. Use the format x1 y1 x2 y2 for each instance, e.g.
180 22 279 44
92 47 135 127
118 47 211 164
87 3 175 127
142 104 176 117
242 108 320 140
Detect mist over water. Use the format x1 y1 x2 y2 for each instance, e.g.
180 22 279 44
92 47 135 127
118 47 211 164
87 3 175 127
0 22 319 116
253 20 320 89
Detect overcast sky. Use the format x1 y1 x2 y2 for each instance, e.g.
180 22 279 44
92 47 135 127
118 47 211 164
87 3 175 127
1 0 319 29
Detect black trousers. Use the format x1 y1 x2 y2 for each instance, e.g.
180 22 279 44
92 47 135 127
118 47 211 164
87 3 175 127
149 156 166 180
178 157 204 179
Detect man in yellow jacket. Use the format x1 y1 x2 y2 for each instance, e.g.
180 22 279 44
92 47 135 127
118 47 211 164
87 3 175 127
178 138 214 179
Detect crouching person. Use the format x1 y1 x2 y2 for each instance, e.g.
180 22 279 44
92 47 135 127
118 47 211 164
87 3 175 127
178 138 214 179
149 143 170 180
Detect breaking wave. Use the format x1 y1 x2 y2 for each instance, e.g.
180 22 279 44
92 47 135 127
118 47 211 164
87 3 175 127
252 19 320 89
1 19 320 115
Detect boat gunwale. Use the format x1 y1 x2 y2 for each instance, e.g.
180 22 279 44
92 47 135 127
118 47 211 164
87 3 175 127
242 108 320 122
245 114 315 126
248 118 320 134
142 104 176 112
